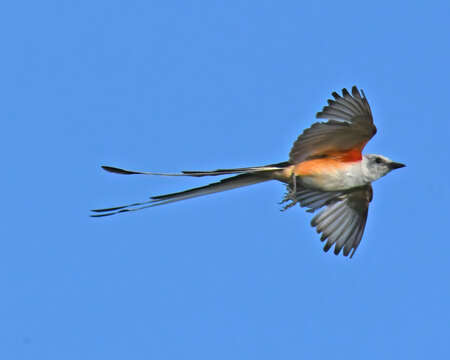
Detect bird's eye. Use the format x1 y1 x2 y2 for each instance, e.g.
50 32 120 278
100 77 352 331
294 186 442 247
375 157 382 164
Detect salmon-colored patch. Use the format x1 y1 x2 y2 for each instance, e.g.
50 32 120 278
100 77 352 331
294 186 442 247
313 140 368 163
293 147 364 176
326 147 363 162
293 158 348 176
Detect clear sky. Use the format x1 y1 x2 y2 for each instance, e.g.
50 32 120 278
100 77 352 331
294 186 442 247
2 1 450 359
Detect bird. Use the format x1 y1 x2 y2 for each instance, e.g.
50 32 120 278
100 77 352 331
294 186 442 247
91 86 405 258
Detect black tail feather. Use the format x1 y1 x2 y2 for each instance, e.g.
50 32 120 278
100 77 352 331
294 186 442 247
91 172 275 217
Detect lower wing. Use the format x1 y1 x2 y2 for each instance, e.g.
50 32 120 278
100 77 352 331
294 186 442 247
283 182 373 257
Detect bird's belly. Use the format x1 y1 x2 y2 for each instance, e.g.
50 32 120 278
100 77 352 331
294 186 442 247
300 174 365 191
293 160 366 191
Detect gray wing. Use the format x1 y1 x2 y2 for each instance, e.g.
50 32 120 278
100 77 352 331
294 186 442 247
289 86 376 163
293 185 373 258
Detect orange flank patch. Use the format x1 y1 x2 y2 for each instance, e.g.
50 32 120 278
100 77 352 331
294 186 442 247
293 147 363 177
326 147 363 162
293 158 347 176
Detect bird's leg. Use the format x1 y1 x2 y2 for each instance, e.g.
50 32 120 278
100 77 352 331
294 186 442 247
292 173 297 194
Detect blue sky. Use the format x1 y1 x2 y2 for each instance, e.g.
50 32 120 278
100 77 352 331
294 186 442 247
2 1 450 359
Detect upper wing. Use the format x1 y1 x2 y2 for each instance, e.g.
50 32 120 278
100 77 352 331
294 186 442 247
289 86 376 164
293 185 373 257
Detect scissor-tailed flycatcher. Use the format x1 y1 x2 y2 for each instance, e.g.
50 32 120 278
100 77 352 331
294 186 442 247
92 86 405 257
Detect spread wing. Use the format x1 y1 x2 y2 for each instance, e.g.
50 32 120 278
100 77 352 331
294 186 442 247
289 86 376 163
293 185 373 257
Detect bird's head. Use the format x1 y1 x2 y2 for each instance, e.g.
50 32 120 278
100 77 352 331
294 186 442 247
362 154 405 183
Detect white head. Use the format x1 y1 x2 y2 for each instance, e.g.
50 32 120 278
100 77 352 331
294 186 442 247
361 154 405 183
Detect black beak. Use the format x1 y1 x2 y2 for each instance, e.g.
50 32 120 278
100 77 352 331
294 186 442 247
389 162 406 170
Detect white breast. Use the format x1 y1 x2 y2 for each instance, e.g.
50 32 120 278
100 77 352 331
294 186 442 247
300 162 368 191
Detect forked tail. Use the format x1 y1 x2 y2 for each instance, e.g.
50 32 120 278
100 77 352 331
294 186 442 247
91 163 288 217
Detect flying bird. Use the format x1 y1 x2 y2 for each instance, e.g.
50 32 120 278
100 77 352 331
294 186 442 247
92 86 405 257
